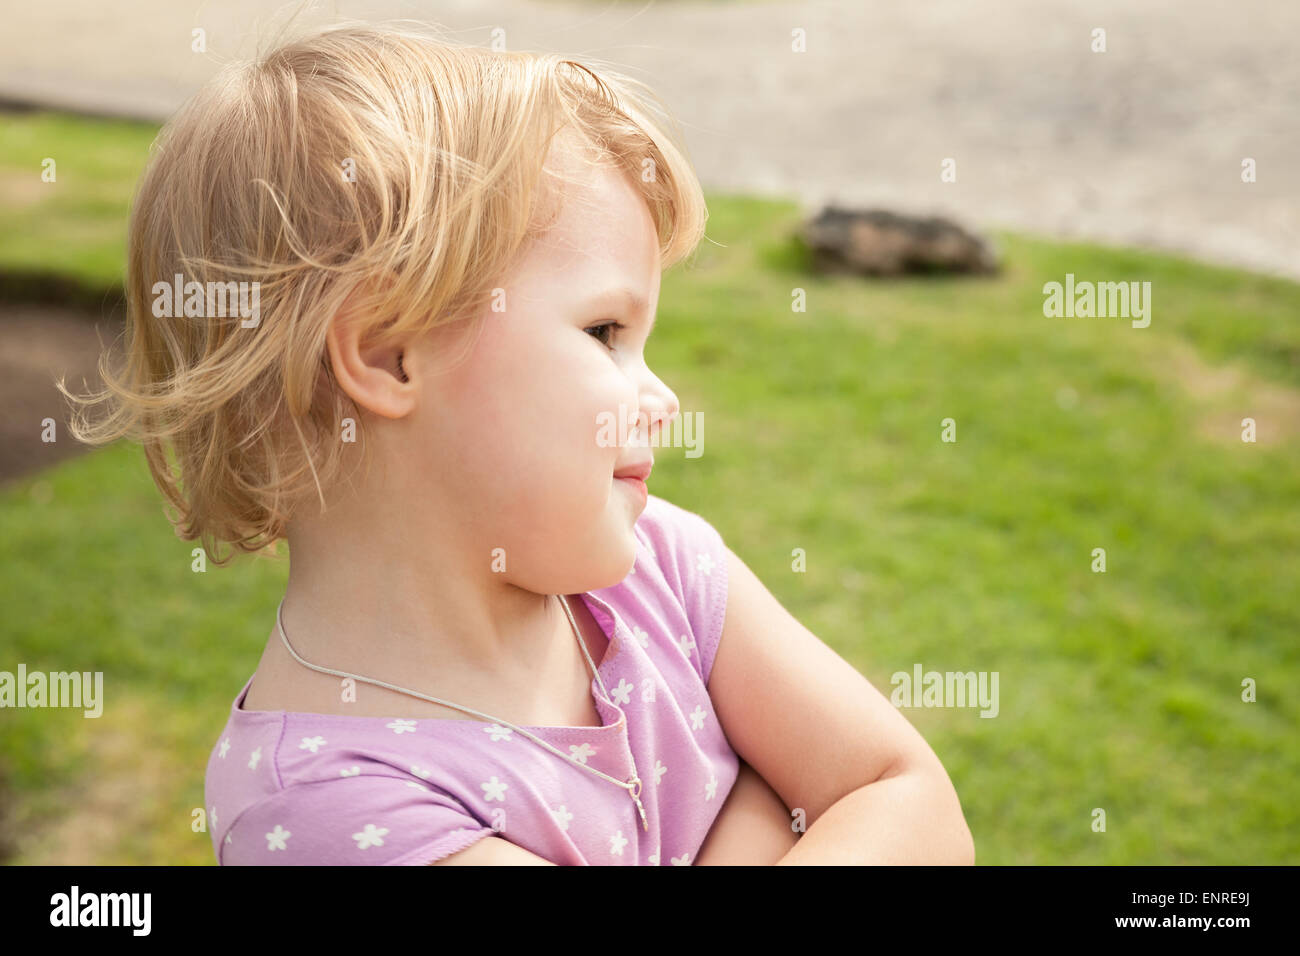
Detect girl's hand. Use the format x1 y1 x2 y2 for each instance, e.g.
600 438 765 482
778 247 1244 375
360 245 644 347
693 759 801 865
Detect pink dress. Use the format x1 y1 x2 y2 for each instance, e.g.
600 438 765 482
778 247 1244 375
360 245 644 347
204 493 738 865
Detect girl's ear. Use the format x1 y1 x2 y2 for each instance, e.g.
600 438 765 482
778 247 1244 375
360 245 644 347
325 290 417 420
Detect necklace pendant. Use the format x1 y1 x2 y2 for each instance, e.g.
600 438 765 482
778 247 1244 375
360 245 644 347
629 776 648 831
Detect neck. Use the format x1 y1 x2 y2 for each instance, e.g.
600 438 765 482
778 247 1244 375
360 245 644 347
279 518 574 685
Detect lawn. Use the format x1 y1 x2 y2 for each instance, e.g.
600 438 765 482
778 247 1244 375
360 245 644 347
1 111 1298 864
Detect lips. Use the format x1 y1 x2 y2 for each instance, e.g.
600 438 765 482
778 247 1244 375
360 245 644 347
613 461 653 481
614 460 651 505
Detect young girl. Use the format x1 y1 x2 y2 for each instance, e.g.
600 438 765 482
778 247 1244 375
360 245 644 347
66 22 972 865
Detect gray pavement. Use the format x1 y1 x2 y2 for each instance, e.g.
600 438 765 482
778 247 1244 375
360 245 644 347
2 0 1297 279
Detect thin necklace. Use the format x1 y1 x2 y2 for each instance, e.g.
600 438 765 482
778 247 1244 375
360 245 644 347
274 594 648 831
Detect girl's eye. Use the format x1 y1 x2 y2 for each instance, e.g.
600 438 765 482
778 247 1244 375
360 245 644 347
584 321 625 350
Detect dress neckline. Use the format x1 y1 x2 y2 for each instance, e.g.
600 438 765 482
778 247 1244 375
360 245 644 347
233 591 626 733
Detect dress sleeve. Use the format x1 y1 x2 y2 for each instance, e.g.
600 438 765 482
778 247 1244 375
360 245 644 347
638 494 731 686
219 772 496 866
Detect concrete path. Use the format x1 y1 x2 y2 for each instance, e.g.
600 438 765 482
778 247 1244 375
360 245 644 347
1 0 1297 279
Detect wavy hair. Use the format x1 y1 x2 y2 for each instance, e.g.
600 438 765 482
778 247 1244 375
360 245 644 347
61 20 708 564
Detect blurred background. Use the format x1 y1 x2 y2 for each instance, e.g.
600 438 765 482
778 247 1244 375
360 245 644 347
0 0 1296 865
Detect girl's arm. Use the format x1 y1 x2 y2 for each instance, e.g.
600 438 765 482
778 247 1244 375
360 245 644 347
430 836 556 865
432 763 793 866
706 546 974 865
694 759 801 865
432 762 793 866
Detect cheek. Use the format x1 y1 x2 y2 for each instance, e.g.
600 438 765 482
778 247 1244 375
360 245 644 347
433 324 623 504
446 377 639 590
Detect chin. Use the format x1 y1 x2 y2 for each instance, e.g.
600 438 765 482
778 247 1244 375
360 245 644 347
590 531 638 590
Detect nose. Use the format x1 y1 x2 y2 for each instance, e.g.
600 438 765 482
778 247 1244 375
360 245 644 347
630 370 679 447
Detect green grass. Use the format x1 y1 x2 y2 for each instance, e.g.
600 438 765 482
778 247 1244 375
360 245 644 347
1 112 1298 864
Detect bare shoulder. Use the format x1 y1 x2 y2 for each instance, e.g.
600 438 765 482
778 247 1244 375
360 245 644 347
430 836 556 866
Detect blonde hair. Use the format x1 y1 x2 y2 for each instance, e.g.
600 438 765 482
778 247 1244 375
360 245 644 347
62 20 708 565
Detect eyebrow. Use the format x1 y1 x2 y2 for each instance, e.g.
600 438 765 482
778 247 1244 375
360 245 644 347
584 287 655 334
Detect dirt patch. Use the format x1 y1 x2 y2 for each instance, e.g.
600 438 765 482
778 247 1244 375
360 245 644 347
0 302 120 485
0 170 49 212
1156 338 1300 446
6 695 177 865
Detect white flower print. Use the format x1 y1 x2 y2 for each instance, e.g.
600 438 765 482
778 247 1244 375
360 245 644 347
568 742 597 765
247 746 262 770
265 824 290 851
481 776 508 802
610 678 633 706
677 633 696 658
410 765 432 779
689 705 707 731
386 719 417 735
609 831 628 856
705 774 718 800
353 823 389 849
484 724 513 742
299 735 327 754
339 766 361 777
696 552 715 576
631 626 650 648
218 737 230 759
671 853 692 865
652 760 668 785
210 806 218 829
550 805 574 832
648 851 660 865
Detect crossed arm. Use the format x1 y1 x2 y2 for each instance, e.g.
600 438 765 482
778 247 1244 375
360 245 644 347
694 754 974 866
700 546 975 866
692 759 800 865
